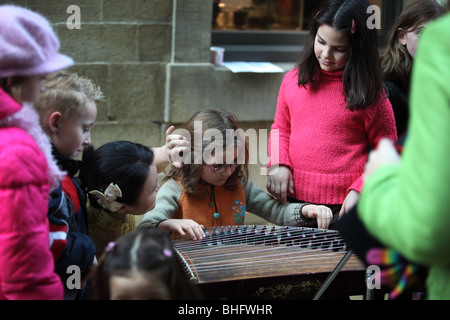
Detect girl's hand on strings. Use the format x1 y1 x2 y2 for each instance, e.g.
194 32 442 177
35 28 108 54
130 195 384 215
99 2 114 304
302 205 333 229
266 165 295 203
159 219 205 240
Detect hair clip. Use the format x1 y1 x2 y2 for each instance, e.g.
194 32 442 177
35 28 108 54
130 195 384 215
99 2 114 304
314 10 322 20
351 18 356 34
89 182 123 212
105 241 116 252
163 248 173 258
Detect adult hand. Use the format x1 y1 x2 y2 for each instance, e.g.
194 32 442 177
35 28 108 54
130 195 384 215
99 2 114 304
165 125 190 168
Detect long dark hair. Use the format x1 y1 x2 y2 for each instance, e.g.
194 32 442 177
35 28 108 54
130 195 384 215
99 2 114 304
381 0 446 89
297 0 383 111
79 141 155 208
92 229 202 300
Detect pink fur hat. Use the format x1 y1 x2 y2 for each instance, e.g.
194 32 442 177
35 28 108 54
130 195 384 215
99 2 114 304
0 5 73 78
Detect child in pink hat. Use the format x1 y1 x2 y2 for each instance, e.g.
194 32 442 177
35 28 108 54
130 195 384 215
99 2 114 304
0 5 73 300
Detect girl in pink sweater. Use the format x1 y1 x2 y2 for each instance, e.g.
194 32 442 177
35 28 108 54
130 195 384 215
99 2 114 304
267 0 397 227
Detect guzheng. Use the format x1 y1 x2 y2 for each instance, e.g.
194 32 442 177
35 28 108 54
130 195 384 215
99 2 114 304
172 225 367 300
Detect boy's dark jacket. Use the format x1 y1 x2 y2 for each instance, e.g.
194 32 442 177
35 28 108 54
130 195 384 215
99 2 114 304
48 147 95 295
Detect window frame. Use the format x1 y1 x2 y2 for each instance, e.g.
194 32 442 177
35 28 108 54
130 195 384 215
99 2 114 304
211 0 403 63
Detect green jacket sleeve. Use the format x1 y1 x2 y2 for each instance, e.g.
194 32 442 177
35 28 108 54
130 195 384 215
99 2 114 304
358 15 450 266
244 179 311 226
137 179 182 230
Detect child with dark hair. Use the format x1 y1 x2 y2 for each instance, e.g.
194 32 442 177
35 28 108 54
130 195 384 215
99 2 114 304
138 109 333 240
79 141 159 258
267 0 397 225
36 71 188 298
92 229 202 300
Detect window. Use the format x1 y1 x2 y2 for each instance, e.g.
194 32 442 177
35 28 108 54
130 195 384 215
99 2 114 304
211 0 396 63
213 0 324 31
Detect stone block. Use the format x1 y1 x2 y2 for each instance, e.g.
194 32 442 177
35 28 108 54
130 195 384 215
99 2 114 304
173 0 211 62
103 0 172 22
139 25 172 62
90 121 163 149
109 63 165 123
167 64 214 123
67 64 110 122
54 24 138 63
209 69 283 122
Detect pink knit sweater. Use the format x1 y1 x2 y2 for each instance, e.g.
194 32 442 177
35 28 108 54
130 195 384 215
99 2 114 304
270 69 397 205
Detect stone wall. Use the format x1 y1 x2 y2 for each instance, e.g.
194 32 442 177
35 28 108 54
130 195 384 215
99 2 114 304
3 0 283 161
11 0 174 149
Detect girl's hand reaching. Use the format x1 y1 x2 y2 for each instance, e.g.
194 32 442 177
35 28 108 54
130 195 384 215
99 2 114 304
266 165 295 203
338 189 360 219
302 204 333 229
364 138 401 179
158 219 205 240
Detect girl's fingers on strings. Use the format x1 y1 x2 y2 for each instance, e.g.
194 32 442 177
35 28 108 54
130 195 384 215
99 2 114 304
175 227 186 237
188 227 205 241
194 226 206 240
187 229 198 241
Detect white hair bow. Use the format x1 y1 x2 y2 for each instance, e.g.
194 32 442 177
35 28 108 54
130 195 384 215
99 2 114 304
89 182 123 212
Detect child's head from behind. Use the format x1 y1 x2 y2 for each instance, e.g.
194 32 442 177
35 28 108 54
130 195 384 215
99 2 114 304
35 71 103 159
167 109 249 195
298 0 382 110
93 229 201 300
79 141 158 215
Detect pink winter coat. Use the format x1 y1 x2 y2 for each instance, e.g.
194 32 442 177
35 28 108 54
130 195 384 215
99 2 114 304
0 88 63 300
